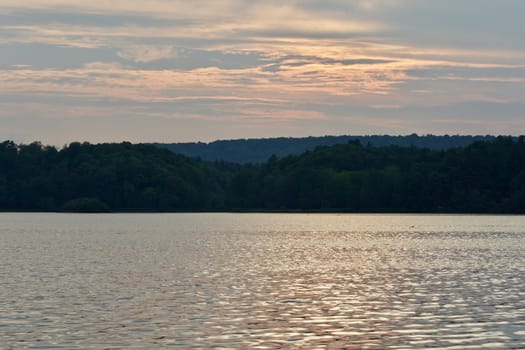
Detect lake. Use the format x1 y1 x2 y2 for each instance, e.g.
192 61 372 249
1 213 524 349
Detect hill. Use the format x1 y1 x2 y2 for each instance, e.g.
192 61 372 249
0 141 234 211
153 134 496 164
228 137 525 212
2 137 525 213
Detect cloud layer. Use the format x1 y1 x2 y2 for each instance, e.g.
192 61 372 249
1 0 525 144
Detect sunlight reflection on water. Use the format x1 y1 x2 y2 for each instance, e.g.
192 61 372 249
1 213 524 349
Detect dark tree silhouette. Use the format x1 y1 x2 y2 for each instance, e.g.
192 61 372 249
1 137 524 213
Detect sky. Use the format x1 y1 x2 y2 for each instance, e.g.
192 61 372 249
1 0 525 145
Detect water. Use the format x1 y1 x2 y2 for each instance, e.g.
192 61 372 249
1 213 524 349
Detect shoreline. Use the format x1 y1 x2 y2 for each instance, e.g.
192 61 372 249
1 210 524 216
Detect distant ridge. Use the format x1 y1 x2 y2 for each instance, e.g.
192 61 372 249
153 134 497 164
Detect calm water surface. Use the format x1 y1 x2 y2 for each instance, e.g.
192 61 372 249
1 213 524 349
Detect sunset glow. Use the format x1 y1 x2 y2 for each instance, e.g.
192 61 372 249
1 1 524 143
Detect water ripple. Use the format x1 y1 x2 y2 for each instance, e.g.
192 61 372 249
1 213 524 349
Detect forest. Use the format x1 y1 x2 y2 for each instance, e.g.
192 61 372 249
1 137 525 213
154 134 497 163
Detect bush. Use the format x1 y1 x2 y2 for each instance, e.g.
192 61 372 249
60 197 111 213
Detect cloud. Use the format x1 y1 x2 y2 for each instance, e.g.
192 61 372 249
117 45 176 63
262 55 395 72
82 61 123 70
1 1 525 143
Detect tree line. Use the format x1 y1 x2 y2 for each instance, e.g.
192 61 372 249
1 137 525 213
154 134 497 164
